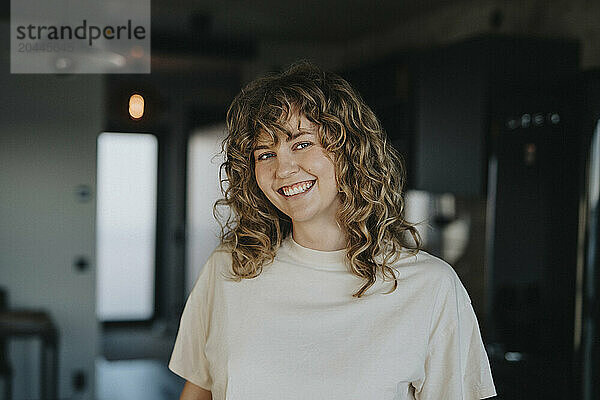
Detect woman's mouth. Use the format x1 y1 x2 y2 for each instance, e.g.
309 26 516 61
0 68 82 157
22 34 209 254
277 180 316 197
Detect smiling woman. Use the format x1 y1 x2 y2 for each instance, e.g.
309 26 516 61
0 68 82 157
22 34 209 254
214 62 424 289
169 61 496 400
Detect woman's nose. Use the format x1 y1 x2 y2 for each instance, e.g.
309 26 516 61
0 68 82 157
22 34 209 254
275 153 299 178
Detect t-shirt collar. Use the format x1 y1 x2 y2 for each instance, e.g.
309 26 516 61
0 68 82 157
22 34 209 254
279 234 348 271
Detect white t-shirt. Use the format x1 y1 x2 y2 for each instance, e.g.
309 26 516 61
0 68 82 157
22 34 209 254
169 235 496 400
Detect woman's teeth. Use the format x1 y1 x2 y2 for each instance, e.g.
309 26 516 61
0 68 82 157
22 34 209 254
282 181 314 197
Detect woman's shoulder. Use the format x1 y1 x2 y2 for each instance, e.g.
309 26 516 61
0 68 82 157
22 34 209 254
191 244 234 285
211 242 234 260
392 248 467 297
395 248 456 277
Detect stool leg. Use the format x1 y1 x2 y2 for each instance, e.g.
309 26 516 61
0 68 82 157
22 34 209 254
7 374 12 400
50 341 57 400
40 342 47 400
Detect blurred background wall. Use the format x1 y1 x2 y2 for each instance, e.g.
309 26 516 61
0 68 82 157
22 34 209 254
0 69 103 398
1 0 599 398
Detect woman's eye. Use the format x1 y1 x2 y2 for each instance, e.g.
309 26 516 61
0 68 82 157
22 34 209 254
256 152 274 161
295 142 312 150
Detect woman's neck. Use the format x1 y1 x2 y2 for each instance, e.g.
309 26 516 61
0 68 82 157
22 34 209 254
292 222 347 251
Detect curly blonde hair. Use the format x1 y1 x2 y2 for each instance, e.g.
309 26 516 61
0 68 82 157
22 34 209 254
214 61 421 297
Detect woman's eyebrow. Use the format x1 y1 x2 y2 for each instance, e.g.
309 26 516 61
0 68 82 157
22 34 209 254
254 143 271 151
254 131 313 151
286 131 313 142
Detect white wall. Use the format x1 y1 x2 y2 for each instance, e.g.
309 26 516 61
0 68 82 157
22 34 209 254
0 22 102 400
185 123 227 295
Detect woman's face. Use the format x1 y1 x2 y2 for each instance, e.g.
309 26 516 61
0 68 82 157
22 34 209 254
253 112 341 230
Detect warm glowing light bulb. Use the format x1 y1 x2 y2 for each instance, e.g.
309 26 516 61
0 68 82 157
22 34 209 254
129 94 144 119
131 46 145 59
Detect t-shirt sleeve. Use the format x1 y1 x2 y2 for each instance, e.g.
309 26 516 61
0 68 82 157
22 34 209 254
168 253 216 390
413 269 496 400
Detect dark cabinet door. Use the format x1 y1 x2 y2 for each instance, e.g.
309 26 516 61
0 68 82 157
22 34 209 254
488 107 580 399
